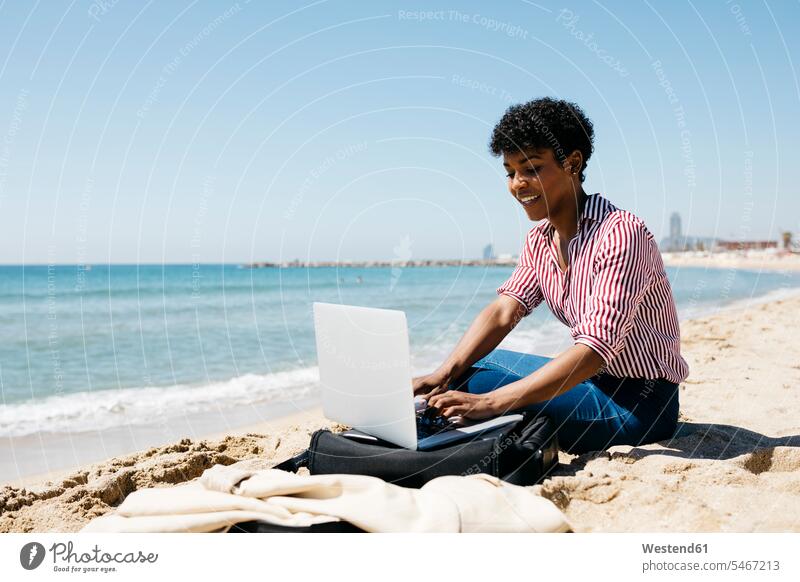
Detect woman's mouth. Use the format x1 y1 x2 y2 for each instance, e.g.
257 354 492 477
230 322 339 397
517 194 542 206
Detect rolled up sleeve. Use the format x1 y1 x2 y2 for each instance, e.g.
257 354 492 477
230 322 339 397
496 231 544 316
572 220 653 364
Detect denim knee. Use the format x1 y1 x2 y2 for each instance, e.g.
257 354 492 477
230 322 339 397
450 365 521 395
473 349 553 377
472 348 517 368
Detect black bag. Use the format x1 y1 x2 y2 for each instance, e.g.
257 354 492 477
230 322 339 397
230 413 558 532
273 412 559 488
228 520 366 533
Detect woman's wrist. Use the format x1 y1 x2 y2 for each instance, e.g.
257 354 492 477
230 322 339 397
486 380 530 414
435 362 460 386
483 388 507 415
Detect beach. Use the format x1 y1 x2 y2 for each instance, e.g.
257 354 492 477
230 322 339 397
1 287 798 533
661 250 800 272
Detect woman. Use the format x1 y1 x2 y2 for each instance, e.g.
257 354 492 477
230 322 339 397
413 97 689 454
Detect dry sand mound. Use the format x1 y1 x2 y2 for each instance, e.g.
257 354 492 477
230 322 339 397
0 418 342 532
535 423 800 532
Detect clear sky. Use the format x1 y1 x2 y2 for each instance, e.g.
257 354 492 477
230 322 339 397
0 0 797 264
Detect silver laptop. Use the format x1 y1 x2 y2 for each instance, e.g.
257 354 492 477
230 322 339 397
312 302 522 451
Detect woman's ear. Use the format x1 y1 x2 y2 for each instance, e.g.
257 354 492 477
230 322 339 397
564 150 583 175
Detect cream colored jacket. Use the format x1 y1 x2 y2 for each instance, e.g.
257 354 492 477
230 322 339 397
81 464 570 533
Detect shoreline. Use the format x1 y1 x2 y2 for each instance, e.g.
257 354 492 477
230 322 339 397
2 407 326 490
2 289 800 531
11 253 800 272
0 396 323 488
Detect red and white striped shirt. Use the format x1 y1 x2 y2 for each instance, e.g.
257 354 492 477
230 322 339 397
497 193 689 384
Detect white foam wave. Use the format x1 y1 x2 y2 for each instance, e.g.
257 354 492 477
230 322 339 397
0 367 320 437
498 320 573 357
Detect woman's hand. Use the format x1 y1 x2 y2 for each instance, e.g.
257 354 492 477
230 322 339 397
411 370 451 397
426 390 499 420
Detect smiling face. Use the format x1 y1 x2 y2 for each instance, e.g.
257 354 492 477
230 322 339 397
502 147 582 222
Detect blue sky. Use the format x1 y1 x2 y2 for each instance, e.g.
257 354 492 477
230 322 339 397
0 0 797 264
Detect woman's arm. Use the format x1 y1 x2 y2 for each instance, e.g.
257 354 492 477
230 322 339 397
426 344 606 418
485 344 605 410
412 295 527 396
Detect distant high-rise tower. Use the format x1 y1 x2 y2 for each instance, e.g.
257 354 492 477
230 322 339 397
670 213 682 240
483 244 496 260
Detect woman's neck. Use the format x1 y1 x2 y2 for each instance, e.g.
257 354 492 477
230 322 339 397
551 188 588 242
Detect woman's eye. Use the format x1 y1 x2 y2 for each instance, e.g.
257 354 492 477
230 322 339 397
506 167 540 178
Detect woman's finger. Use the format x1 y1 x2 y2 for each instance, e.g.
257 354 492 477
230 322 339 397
442 405 467 417
429 391 458 407
427 386 447 398
438 396 469 412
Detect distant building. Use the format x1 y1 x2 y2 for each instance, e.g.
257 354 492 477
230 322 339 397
483 244 496 260
716 240 778 251
659 211 717 252
660 212 686 251
670 212 682 240
690 237 718 251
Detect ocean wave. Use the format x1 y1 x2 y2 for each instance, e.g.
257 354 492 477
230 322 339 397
0 367 321 437
498 320 573 357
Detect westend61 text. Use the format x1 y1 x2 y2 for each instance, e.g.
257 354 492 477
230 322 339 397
642 543 708 554
49 542 159 564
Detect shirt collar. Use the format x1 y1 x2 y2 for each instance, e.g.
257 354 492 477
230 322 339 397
542 192 609 236
581 192 609 225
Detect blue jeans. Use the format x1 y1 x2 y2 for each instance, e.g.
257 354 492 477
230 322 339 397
451 349 680 454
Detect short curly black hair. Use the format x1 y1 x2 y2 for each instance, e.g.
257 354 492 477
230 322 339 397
489 97 595 182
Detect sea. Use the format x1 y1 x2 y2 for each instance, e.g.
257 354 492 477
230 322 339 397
1 263 799 480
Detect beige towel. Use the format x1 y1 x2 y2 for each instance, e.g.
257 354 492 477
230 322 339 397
81 465 570 533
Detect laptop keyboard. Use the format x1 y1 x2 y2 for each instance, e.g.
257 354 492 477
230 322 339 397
416 408 457 439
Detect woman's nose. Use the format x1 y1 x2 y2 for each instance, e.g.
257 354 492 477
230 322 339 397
512 173 528 190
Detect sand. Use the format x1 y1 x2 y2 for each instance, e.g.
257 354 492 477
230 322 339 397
534 293 800 531
0 410 344 532
1 294 799 532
